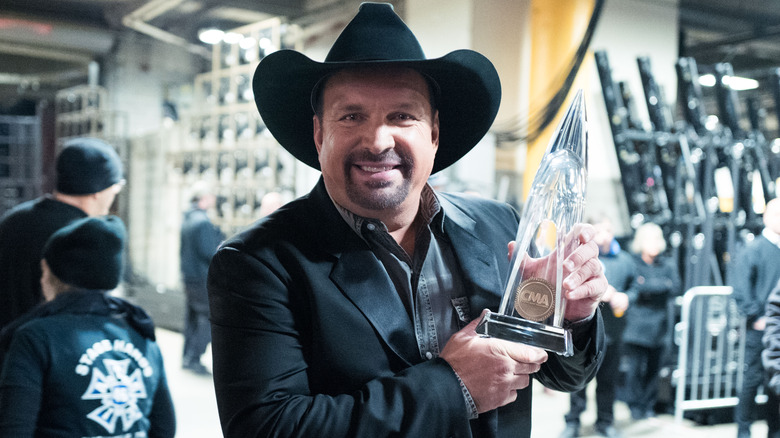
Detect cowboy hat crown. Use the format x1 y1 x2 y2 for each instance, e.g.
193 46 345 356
253 2 501 173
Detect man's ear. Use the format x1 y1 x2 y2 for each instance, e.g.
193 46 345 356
313 115 323 154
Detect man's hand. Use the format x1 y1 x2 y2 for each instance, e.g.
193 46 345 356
440 310 548 414
508 223 608 322
608 289 629 317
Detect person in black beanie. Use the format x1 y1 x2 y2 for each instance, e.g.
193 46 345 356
0 137 125 332
0 216 175 438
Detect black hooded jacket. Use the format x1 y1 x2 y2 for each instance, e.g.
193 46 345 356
0 290 175 437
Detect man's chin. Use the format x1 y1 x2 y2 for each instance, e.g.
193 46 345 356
348 185 408 212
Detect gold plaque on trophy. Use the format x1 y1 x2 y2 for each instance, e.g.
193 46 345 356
514 278 555 322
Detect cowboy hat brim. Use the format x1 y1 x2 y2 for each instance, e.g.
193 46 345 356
252 48 501 174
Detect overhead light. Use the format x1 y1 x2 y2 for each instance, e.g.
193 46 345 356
723 75 759 90
223 32 243 44
259 37 273 50
698 73 759 91
198 28 224 45
698 74 716 87
258 37 277 55
239 37 257 50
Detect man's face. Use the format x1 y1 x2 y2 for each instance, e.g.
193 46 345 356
765 199 780 234
199 193 216 210
40 259 57 301
640 228 665 258
313 67 439 218
93 181 124 216
592 220 614 253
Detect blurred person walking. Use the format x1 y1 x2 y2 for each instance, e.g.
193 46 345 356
180 183 224 375
621 222 681 421
731 198 780 438
0 216 175 437
764 279 780 419
0 137 124 331
561 216 633 438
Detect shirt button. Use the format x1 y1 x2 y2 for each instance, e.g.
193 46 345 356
366 223 376 231
425 351 433 360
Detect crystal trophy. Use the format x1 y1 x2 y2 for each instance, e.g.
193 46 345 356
476 89 588 357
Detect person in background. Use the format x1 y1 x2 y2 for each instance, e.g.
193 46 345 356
0 216 175 437
731 197 780 438
258 190 284 217
208 3 608 437
763 279 780 421
561 216 633 438
621 222 680 421
0 137 124 331
180 183 224 375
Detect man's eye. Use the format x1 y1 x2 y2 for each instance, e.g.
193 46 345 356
395 113 416 121
340 114 359 121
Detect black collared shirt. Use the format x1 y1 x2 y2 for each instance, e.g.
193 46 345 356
334 185 470 360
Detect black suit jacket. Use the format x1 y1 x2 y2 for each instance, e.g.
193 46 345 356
208 179 603 438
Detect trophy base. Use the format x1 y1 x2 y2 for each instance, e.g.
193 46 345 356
475 311 573 357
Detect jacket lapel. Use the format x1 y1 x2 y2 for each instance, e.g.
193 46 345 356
331 251 420 366
439 197 506 319
310 180 420 366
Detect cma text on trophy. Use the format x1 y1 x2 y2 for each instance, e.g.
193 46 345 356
476 89 588 356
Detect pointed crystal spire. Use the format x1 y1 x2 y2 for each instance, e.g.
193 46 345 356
545 88 588 169
477 89 589 357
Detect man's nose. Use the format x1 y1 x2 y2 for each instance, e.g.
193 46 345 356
363 121 395 152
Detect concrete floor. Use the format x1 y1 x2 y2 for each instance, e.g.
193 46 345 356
530 384 765 438
157 328 767 438
157 328 222 438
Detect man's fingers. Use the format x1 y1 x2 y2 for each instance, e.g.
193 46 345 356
491 339 548 365
564 256 603 291
563 240 599 273
513 363 542 376
568 272 608 301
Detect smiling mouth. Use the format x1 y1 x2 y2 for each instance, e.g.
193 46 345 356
358 165 397 173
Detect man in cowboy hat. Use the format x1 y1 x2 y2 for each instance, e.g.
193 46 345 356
208 3 607 437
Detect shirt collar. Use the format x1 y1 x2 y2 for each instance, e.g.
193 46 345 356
332 183 443 238
763 227 780 247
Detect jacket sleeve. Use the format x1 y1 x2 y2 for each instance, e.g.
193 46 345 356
207 246 472 438
148 365 176 438
729 244 765 323
0 329 45 438
534 309 605 393
194 218 224 263
632 259 680 298
763 281 780 396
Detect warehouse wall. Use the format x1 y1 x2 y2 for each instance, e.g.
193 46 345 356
103 31 207 138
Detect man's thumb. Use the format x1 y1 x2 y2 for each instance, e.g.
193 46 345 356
464 308 491 331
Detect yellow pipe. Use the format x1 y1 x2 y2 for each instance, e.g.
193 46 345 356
525 0 595 199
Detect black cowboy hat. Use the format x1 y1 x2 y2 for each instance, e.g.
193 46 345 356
252 2 501 173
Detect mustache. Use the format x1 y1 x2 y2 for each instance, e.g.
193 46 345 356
346 149 414 168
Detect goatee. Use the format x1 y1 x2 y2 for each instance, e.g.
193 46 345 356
344 149 414 211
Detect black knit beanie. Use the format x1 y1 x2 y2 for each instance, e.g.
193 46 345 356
43 216 126 290
56 138 124 195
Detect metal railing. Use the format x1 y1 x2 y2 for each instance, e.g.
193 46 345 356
673 286 747 422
